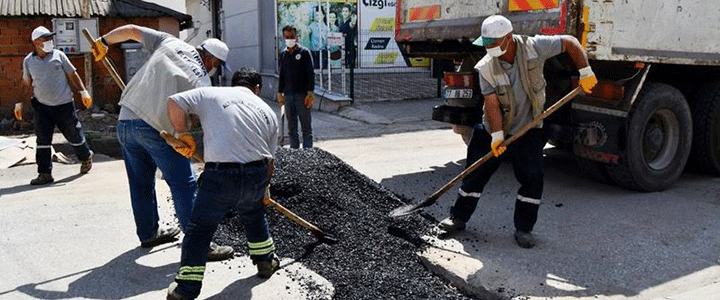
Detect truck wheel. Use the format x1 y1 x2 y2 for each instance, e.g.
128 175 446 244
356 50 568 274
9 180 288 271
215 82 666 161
605 83 692 191
688 79 720 174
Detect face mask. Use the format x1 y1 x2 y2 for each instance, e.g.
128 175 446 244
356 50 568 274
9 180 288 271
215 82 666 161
42 40 54 53
285 39 297 48
486 36 508 57
208 67 217 76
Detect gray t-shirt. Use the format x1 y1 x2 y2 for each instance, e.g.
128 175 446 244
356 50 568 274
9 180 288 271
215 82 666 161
118 27 198 120
480 35 562 134
169 86 279 163
22 50 76 106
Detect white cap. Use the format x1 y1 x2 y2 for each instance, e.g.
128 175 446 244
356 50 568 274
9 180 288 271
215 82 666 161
199 38 229 62
31 26 56 41
473 15 513 46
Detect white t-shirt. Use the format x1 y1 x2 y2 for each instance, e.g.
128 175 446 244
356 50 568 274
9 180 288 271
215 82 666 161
169 86 279 163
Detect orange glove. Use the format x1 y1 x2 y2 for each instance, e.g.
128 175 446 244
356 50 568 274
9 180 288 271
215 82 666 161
304 92 314 108
490 131 507 157
173 133 196 158
579 66 597 94
91 37 109 62
14 102 22 121
80 90 92 109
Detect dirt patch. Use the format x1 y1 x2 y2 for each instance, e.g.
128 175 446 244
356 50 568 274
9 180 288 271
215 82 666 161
213 148 472 300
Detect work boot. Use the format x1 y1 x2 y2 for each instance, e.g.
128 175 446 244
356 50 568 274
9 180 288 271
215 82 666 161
80 150 93 174
30 173 54 185
432 217 466 239
256 253 280 278
207 242 234 262
514 230 535 248
140 227 181 248
166 282 190 300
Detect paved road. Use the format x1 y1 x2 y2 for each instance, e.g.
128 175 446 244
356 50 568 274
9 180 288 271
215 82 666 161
3 98 720 300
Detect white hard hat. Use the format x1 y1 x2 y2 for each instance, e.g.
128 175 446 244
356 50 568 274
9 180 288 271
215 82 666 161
31 26 56 41
199 38 229 62
473 15 513 46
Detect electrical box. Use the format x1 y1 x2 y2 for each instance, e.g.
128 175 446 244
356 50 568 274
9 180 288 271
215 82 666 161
120 42 150 82
52 18 98 54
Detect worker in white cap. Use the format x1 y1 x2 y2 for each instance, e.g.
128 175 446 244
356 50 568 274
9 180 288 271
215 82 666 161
90 25 233 261
21 26 94 185
434 15 597 248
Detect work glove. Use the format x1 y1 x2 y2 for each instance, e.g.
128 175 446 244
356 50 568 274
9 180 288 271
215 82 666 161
91 37 109 62
304 92 314 109
13 102 22 121
277 93 285 105
579 66 597 94
490 130 507 157
173 133 196 159
80 90 92 109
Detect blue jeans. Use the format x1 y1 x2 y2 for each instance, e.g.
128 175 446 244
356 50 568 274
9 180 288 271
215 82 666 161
284 92 313 148
174 161 275 299
450 124 545 232
116 119 197 241
31 98 91 174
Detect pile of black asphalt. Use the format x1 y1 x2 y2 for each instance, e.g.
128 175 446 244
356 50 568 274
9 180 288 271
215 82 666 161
214 148 472 300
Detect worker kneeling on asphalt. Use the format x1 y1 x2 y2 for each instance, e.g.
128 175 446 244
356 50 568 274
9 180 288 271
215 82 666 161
166 67 280 300
91 25 233 259
434 15 597 248
22 26 94 185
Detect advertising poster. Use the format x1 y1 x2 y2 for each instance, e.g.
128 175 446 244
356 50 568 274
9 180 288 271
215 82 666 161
357 0 404 68
277 0 358 68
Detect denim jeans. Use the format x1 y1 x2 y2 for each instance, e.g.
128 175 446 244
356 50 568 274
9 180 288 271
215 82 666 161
174 161 274 299
31 98 91 174
284 92 313 148
450 124 545 232
116 119 197 241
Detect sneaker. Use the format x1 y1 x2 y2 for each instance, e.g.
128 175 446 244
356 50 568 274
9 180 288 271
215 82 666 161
514 230 535 248
140 227 181 248
166 282 190 300
432 217 466 239
30 173 54 185
256 254 280 278
80 151 93 174
207 242 234 262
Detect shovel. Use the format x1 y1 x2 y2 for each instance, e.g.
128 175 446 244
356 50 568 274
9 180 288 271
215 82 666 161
160 131 338 244
389 86 582 218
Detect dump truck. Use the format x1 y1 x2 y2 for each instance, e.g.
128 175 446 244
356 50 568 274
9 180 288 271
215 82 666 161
395 0 720 191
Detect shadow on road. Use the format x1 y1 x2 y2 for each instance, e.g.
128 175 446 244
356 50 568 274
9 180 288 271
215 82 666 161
9 246 177 299
0 173 86 197
379 147 720 299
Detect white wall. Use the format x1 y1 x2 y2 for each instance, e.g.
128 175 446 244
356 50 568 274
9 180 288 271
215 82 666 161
220 1 261 71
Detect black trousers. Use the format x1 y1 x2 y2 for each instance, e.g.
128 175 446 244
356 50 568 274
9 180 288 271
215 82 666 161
450 124 544 232
31 98 91 174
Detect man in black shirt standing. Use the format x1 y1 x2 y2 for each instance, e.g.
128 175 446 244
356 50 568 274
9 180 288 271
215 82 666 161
278 25 315 149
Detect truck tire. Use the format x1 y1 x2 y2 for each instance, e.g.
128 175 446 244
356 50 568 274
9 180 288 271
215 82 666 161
605 83 692 191
688 79 720 174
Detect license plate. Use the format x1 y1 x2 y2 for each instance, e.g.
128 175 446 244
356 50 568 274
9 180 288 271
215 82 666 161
445 89 473 99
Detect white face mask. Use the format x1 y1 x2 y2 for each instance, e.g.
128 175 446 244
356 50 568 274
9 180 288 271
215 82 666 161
208 67 217 76
42 40 54 53
285 39 297 48
486 36 508 57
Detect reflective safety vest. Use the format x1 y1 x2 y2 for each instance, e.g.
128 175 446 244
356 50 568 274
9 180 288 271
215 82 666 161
475 35 547 133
